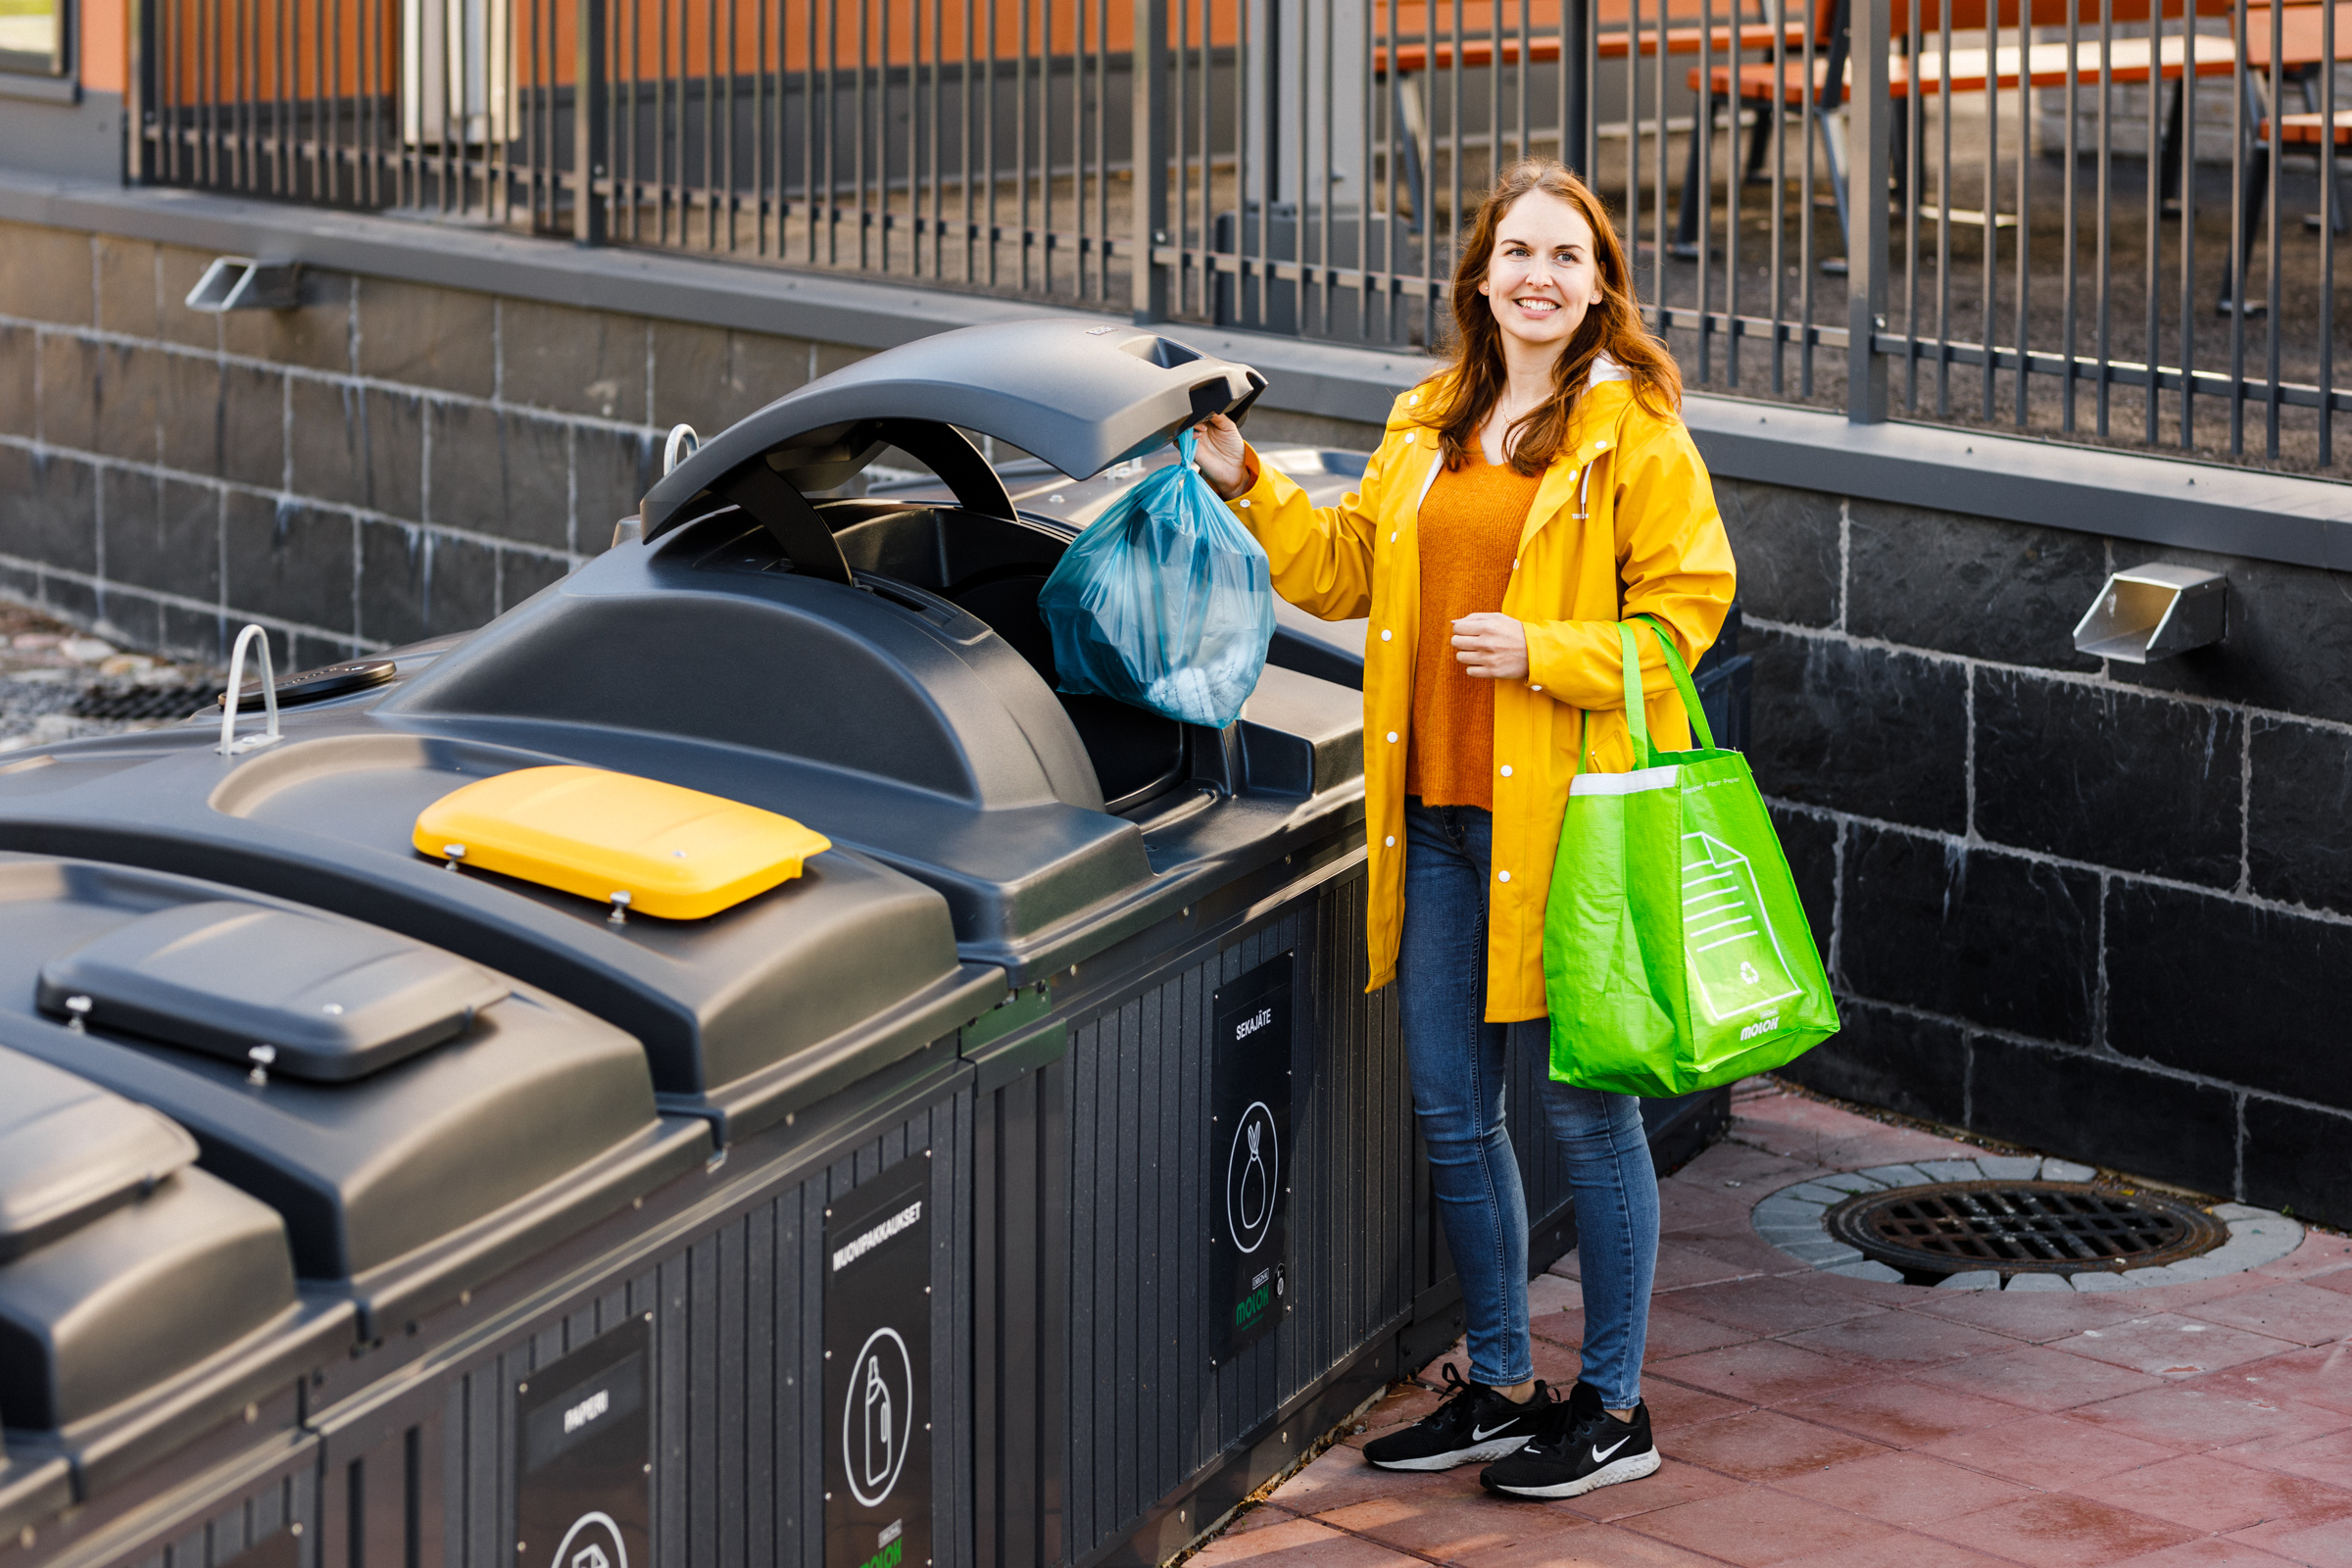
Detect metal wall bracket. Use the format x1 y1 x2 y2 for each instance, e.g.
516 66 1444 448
2073 564 2230 664
185 257 304 313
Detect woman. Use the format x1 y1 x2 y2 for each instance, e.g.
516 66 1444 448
1193 160 1735 1501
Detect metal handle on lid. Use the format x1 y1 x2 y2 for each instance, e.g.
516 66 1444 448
217 624 283 756
662 423 700 475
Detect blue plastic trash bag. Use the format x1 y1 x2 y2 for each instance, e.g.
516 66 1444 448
1038 428 1276 729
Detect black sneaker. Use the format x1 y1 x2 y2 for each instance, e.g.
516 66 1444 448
1479 1381 1660 1498
1361 1365 1551 1471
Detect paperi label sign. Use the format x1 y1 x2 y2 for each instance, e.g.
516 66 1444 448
824 1152 932 1568
514 1316 650 1568
1210 953 1294 1360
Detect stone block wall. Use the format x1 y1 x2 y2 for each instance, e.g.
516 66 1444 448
4 209 2347 1227
1726 478 2352 1227
0 218 875 672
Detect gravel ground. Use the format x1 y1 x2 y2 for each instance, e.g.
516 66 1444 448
0 603 224 754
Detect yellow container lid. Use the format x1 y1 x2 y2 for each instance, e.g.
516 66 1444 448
413 765 832 920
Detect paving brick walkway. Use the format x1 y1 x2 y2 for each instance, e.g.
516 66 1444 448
1193 1080 2352 1568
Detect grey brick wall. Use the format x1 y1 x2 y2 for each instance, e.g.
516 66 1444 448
0 220 873 671
1725 477 2352 1229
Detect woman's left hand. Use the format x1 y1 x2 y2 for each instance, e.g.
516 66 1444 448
1451 613 1529 680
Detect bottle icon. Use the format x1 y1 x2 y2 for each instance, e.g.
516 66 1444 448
1239 1122 1269 1232
862 1353 893 1490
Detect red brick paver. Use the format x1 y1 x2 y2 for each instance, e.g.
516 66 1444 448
1189 1079 2352 1568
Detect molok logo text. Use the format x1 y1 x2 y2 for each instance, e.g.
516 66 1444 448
1739 1013 1781 1041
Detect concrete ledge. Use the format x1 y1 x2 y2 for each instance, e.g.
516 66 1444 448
3 169 2345 566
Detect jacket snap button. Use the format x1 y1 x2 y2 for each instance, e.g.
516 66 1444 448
1387 731 1398 743
1391 531 1398 542
1380 629 1392 641
1531 684 1543 692
1406 393 1419 405
1385 835 1396 847
1496 870 1511 883
1238 499 1250 508
1499 764 1512 777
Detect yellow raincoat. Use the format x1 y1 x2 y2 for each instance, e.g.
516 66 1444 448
1228 372 1737 1021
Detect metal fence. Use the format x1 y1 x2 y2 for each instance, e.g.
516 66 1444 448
132 0 2348 470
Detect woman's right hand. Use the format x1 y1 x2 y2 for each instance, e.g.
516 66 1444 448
1190 413 1250 500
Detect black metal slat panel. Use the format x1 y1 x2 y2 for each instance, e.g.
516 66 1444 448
416 1095 965 1568
1052 871 1406 1565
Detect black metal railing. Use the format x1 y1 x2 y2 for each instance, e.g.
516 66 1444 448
130 0 2347 471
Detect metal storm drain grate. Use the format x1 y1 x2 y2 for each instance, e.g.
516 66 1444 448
1826 1181 2229 1281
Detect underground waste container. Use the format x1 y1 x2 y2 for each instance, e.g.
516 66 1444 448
0 318 1729 1568
0 318 1390 1568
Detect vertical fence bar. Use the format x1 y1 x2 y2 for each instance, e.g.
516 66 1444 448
1847 0 1889 419
2321 0 2335 466
2227 0 2245 454
1096 0 1109 302
2140 0 2160 442
2062 0 2081 430
2011 0 2030 426
1562 0 1588 175
926 0 940 278
2262 0 2280 456
1981 0 2000 419
1770 0 1788 390
1175 0 1188 319
1901 0 1921 408
1652 0 1666 335
2178 3 2196 448
1697 0 1715 383
1321 0 1334 335
1933 0 1951 415
1798 0 1815 394
575 0 607 239
2096 0 2114 433
128 0 150 182
1135 0 1172 319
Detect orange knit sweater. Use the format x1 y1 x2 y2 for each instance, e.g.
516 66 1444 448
1406 454 1544 809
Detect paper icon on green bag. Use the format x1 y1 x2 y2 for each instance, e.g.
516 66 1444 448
1681 832 1804 1023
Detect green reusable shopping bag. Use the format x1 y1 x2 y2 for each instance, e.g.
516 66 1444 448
1542 617 1838 1097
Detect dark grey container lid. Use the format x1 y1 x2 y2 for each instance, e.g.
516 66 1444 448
0 859 708 1331
640 319 1264 533
0 1047 196 1262
35 901 508 1082
0 1044 298 1431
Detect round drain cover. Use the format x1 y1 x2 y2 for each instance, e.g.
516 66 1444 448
1824 1181 2228 1280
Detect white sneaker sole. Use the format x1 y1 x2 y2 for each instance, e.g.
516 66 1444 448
1486 1447 1662 1498
1366 1435 1533 1472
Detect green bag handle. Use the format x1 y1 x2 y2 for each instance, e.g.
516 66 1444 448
1575 614 1716 773
1634 614 1716 752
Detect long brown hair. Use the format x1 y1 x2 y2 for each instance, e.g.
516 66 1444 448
1420 161 1682 475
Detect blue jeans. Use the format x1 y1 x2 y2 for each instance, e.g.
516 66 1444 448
1397 800 1660 1409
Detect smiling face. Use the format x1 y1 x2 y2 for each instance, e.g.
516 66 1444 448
1477 188 1605 360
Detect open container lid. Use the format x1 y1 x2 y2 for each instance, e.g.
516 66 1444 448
637 319 1264 580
